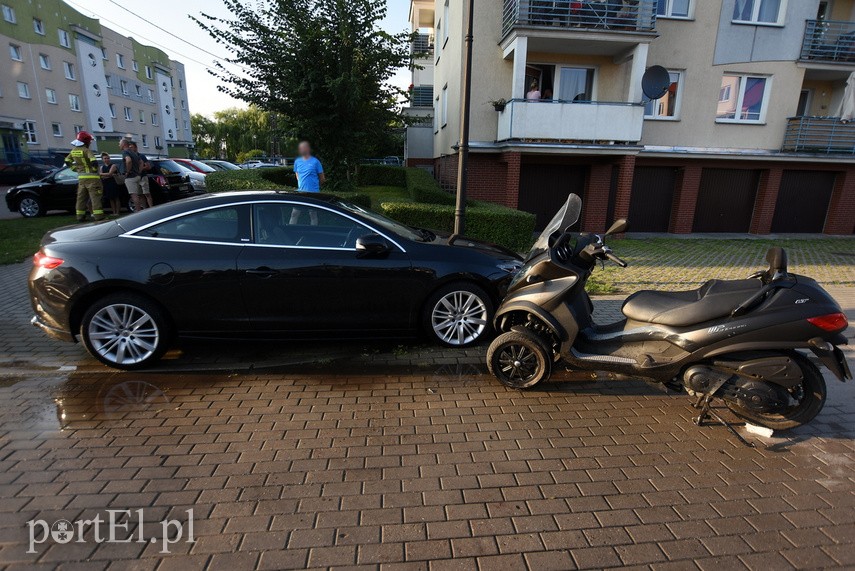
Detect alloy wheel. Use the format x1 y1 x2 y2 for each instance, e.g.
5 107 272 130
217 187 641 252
18 197 41 217
431 291 488 346
497 343 540 384
87 304 160 366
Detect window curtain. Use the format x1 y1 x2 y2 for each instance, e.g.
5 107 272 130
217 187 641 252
733 0 752 21
757 0 781 23
559 68 591 102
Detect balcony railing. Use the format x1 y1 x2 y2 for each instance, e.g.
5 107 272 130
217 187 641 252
800 19 855 63
497 99 644 143
782 116 855 155
502 0 657 36
411 33 435 58
410 85 434 108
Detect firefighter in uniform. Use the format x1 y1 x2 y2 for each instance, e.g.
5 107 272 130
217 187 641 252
64 131 104 222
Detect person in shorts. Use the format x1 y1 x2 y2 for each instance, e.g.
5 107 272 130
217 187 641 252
130 141 154 209
120 138 145 211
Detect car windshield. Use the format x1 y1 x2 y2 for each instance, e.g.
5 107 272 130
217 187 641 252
335 200 427 242
189 160 216 173
211 161 240 170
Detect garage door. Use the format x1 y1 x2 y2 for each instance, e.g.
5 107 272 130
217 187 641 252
629 167 678 232
693 169 760 233
519 164 587 230
771 171 836 233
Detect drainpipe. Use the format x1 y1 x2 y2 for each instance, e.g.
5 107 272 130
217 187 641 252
454 0 475 236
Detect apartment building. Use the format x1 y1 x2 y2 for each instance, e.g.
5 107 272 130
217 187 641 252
405 0 855 235
0 0 193 165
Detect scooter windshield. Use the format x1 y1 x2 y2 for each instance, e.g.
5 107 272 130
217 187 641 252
526 194 583 260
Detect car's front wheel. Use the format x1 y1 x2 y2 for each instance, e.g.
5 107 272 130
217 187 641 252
80 293 171 370
18 196 44 218
423 282 494 347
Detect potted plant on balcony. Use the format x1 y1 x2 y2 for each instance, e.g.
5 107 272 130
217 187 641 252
490 98 507 112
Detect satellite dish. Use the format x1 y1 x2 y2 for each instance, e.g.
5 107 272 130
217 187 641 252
642 65 672 101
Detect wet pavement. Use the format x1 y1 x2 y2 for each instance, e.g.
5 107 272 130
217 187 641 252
0 258 854 569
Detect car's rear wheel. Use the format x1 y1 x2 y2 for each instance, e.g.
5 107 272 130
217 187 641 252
18 196 44 218
423 282 493 347
80 293 171 370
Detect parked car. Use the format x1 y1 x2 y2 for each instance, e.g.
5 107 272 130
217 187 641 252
5 157 202 218
29 191 523 369
0 162 57 185
160 159 207 192
200 160 241 171
173 158 217 174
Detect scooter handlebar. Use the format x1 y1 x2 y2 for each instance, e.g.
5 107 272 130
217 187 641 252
605 252 628 268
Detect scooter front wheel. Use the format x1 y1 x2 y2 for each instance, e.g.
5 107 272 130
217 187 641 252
488 331 552 389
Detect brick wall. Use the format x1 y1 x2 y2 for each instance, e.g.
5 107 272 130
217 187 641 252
582 163 612 233
750 167 783 234
826 168 855 235
668 165 702 234
434 152 520 207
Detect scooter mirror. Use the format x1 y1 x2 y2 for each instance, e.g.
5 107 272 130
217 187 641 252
606 219 628 236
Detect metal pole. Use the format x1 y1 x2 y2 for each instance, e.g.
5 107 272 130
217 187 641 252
454 0 475 236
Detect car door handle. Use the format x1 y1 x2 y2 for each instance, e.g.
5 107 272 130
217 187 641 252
246 267 277 278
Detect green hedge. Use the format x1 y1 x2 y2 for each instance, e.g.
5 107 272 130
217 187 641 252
356 165 407 187
380 201 535 252
330 192 372 210
405 167 456 205
206 167 297 193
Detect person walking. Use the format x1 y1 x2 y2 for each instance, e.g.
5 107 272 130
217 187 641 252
99 152 121 216
293 141 325 192
120 138 144 211
130 141 154 209
64 131 104 222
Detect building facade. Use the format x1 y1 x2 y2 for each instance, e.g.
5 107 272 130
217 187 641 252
406 0 855 235
0 0 193 165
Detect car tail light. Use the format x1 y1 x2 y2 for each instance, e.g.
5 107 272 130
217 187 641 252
807 313 849 332
154 175 168 187
33 252 63 269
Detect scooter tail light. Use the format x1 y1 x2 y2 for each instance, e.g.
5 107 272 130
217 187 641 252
33 252 63 270
807 313 849 332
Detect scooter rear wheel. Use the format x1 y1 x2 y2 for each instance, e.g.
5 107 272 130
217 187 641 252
488 331 552 389
725 352 827 430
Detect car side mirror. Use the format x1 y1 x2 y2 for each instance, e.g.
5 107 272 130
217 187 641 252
606 219 628 236
355 234 391 258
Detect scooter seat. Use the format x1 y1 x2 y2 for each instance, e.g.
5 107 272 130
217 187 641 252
621 279 762 327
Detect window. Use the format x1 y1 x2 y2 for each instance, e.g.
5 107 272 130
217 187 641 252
435 21 442 59
154 136 161 148
558 67 595 101
179 79 184 89
101 47 108 60
645 71 683 119
147 88 154 102
39 53 50 69
151 113 158 125
733 0 784 25
51 123 62 137
116 53 125 68
55 167 78 183
63 62 75 80
120 80 128 95
69 94 81 111
716 74 770 123
145 65 152 79
657 0 691 18
17 82 30 99
9 44 22 61
132 60 138 72
140 206 246 243
97 116 106 129
181 100 186 110
93 83 102 97
109 103 116 118
23 121 37 144
139 110 145 123
58 29 71 48
124 107 132 121
45 88 57 104
2 4 15 23
441 84 448 126
33 18 44 35
184 120 189 130
105 74 111 88
253 204 365 248
442 0 450 45
142 134 148 148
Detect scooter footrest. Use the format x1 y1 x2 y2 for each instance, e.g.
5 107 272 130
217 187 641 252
570 348 636 365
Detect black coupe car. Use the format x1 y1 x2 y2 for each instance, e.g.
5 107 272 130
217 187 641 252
30 192 523 369
0 162 56 185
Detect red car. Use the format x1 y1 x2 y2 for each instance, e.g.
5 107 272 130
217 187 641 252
173 159 217 174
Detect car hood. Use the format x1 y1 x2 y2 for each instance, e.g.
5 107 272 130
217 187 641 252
8 179 47 192
428 231 522 261
41 220 123 246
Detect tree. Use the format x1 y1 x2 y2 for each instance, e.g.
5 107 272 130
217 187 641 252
191 106 294 162
194 0 410 188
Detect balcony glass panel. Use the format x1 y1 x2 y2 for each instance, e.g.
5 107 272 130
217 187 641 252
503 0 657 36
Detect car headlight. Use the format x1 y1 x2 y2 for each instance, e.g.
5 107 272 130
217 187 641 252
497 261 522 274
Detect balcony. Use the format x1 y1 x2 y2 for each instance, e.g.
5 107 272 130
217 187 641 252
409 85 434 108
497 99 644 144
502 0 657 37
800 19 855 65
782 116 855 155
411 33 434 59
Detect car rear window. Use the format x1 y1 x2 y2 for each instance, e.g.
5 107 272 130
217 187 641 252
138 206 249 243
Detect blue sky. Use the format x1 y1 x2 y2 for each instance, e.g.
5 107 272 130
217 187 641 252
67 0 412 116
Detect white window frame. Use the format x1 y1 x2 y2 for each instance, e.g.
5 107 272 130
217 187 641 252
23 121 37 144
63 61 76 80
132 60 139 72
109 103 116 118
139 110 145 124
142 134 149 148
135 84 142 97
732 0 786 26
716 74 772 124
74 125 83 134
58 29 71 48
154 135 161 148
33 18 44 35
101 47 108 60
39 53 50 69
17 82 30 99
442 0 450 46
656 0 693 19
2 4 15 23
151 112 158 126
69 94 81 112
120 80 128 95
9 43 22 61
45 88 57 104
552 64 598 102
441 84 448 127
116 53 125 69
145 65 153 80
644 70 684 121
124 107 132 121
147 88 154 102
105 74 112 88
51 122 62 137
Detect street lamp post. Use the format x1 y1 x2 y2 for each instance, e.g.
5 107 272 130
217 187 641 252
454 0 475 236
